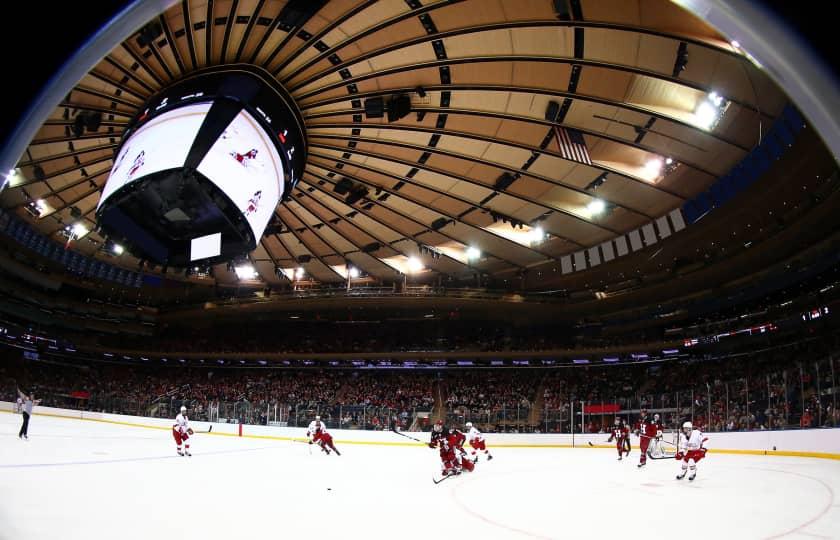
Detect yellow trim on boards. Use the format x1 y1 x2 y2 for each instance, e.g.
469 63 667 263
3 410 838 460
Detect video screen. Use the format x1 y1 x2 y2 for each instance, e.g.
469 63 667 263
97 102 211 208
196 109 284 242
190 232 222 261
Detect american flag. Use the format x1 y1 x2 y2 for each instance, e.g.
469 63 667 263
553 126 592 166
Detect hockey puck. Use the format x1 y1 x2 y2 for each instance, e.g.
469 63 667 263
327 488 332 491
772 446 777 451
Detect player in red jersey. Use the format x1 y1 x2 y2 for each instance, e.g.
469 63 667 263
634 410 662 467
429 422 474 475
607 417 630 460
314 424 341 456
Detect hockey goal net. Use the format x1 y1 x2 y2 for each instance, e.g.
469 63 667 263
647 431 679 459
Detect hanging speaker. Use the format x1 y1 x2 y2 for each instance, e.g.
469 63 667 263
545 100 560 122
364 97 385 118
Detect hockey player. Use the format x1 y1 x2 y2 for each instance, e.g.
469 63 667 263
449 426 468 457
675 421 708 481
465 422 493 461
172 405 193 456
634 409 662 468
429 420 447 448
306 415 323 444
313 422 341 456
429 421 469 475
607 418 630 460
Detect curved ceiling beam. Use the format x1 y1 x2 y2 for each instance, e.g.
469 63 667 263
281 198 394 281
299 84 752 152
270 0 379 76
307 153 583 252
286 19 747 93
102 56 156 95
307 140 625 238
273 204 347 283
180 0 198 70
307 111 722 179
290 181 459 278
307 137 663 231
232 0 264 63
10 155 113 189
158 13 187 75
292 55 768 119
307 122 695 200
297 177 479 275
17 143 119 168
276 0 464 80
87 70 150 102
305 164 547 265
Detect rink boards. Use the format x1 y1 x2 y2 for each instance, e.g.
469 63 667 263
1 401 838 459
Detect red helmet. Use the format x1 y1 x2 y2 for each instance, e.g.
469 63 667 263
433 420 443 432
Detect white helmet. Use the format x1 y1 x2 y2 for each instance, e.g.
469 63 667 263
180 406 187 413
465 422 473 429
614 417 621 426
682 421 693 434
315 415 321 420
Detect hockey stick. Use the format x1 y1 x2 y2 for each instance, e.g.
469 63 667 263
390 428 425 443
433 473 455 485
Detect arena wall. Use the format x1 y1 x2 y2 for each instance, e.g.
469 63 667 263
1 401 838 459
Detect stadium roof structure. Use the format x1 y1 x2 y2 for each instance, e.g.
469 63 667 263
0 0 836 294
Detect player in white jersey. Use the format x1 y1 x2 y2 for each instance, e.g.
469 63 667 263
306 415 324 443
465 422 493 461
306 416 340 455
675 421 708 481
172 405 193 456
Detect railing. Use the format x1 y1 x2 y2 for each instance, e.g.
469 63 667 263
444 405 533 433
19 355 838 435
542 355 840 434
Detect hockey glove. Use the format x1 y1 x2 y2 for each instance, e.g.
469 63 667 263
675 452 684 460
699 448 707 457
187 428 194 435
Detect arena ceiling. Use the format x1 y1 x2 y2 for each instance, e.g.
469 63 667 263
0 0 790 288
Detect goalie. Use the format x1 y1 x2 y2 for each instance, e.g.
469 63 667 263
675 422 708 481
173 405 194 457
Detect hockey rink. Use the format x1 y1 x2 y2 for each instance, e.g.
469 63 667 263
1 413 838 540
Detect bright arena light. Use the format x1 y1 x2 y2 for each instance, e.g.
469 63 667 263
235 264 258 280
295 267 305 280
528 226 545 245
72 223 89 238
112 243 124 255
586 199 606 215
466 246 481 260
643 158 664 178
407 256 424 273
348 266 360 279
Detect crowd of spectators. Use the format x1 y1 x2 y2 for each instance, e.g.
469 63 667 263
2 335 838 434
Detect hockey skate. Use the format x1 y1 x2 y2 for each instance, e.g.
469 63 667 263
676 470 687 480
637 461 646 468
473 456 479 464
177 450 184 456
185 450 191 457
487 455 493 461
618 456 622 461
688 472 696 481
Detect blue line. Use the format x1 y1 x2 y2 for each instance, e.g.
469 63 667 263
0 444 279 469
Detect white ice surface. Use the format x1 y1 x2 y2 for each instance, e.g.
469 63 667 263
1 412 839 540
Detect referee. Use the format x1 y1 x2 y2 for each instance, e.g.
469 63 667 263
17 390 39 440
